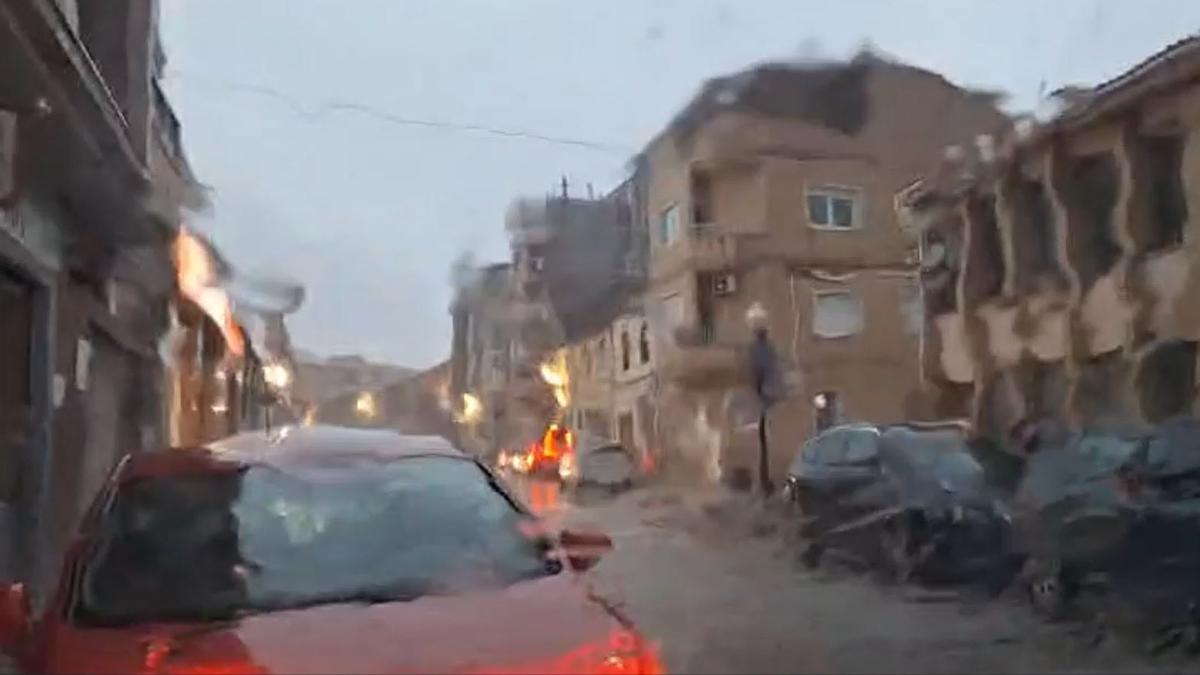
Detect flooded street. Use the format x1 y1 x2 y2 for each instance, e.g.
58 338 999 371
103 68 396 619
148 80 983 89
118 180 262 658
7 2 1200 672
510 477 1188 674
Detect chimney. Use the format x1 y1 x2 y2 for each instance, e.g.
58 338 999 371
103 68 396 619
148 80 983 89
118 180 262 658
560 175 569 199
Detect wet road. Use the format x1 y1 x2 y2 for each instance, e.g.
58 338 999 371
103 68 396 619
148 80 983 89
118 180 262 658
512 476 1190 674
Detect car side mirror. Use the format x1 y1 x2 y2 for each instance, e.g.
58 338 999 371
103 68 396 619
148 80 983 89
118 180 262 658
0 582 30 657
558 528 613 572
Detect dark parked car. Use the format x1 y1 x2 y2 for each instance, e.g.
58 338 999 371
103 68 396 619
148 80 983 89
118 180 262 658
791 423 1019 588
1011 429 1140 617
1017 418 1200 627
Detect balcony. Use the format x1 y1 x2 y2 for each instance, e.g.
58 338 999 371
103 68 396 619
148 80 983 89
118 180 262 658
652 225 760 282
657 327 745 388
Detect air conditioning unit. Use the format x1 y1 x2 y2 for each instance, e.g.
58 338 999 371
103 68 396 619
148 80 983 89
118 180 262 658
712 273 737 296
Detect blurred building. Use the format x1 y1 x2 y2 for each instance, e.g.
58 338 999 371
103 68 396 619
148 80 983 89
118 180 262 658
448 261 524 457
449 179 649 461
310 360 459 446
562 297 658 464
0 0 204 597
165 229 306 448
293 352 414 413
637 51 1010 482
898 37 1200 447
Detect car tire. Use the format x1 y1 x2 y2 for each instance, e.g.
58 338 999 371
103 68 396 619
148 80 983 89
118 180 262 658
802 542 824 570
1027 560 1080 621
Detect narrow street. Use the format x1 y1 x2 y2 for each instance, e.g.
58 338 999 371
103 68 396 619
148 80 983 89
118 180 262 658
511 477 1188 675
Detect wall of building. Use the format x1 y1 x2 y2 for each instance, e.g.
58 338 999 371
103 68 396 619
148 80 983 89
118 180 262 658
640 61 1005 481
908 50 1200 443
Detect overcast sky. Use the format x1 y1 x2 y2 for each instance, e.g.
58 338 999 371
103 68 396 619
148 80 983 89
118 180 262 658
160 0 1200 369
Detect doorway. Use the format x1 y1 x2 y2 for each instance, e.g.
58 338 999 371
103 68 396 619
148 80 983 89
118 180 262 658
0 267 34 504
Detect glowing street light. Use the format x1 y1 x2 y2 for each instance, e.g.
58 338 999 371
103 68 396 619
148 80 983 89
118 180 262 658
459 393 484 424
263 362 292 391
355 391 378 420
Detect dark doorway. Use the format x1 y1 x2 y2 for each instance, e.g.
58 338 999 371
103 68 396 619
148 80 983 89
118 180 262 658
0 267 34 503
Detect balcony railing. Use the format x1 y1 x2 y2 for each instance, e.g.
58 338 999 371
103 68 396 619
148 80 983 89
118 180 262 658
652 224 762 281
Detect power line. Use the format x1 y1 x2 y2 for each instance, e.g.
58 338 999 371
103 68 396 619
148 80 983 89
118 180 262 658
164 70 634 155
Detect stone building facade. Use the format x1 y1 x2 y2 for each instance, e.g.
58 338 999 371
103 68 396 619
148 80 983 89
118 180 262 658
900 37 1200 446
638 52 1010 481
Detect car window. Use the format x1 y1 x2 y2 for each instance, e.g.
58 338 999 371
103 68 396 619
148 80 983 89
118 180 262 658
880 428 983 494
802 432 842 464
75 456 555 626
797 428 877 466
842 430 880 463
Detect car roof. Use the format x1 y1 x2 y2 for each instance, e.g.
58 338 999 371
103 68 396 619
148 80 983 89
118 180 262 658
119 426 468 482
814 423 880 438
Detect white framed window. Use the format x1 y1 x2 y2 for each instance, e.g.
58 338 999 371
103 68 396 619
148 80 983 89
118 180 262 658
658 203 680 245
806 186 863 230
812 290 864 338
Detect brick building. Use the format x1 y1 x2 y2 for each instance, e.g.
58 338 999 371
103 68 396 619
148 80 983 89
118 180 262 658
637 51 1009 481
0 0 203 597
899 37 1200 446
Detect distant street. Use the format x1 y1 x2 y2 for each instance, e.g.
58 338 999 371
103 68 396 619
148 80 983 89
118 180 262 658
509 477 1189 675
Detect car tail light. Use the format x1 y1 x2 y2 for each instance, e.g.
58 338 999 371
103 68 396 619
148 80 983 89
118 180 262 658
471 630 663 674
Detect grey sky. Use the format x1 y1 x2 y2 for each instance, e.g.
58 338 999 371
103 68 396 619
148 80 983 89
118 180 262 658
159 0 1200 369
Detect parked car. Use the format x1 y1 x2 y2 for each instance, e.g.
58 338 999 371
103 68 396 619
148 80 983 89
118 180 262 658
559 434 636 493
1010 429 1141 617
793 423 1019 589
1017 418 1200 627
0 426 662 674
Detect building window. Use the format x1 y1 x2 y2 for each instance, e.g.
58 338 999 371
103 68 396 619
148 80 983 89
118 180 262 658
1139 134 1188 254
659 204 680 244
812 290 864 338
806 186 862 230
639 322 651 364
620 330 631 371
691 170 713 225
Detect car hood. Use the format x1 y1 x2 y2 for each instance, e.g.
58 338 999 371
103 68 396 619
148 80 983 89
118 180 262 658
44 573 635 674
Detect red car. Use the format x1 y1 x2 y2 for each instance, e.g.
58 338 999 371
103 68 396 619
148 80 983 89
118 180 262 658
0 426 662 674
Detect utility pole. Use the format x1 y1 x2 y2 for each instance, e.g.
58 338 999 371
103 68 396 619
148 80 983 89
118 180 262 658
747 302 777 496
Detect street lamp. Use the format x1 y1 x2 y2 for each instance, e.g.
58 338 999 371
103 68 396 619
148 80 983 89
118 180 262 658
746 301 778 496
263 362 292 391
355 391 378 420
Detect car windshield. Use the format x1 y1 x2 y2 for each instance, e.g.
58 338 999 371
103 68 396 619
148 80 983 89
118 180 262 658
75 457 555 626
